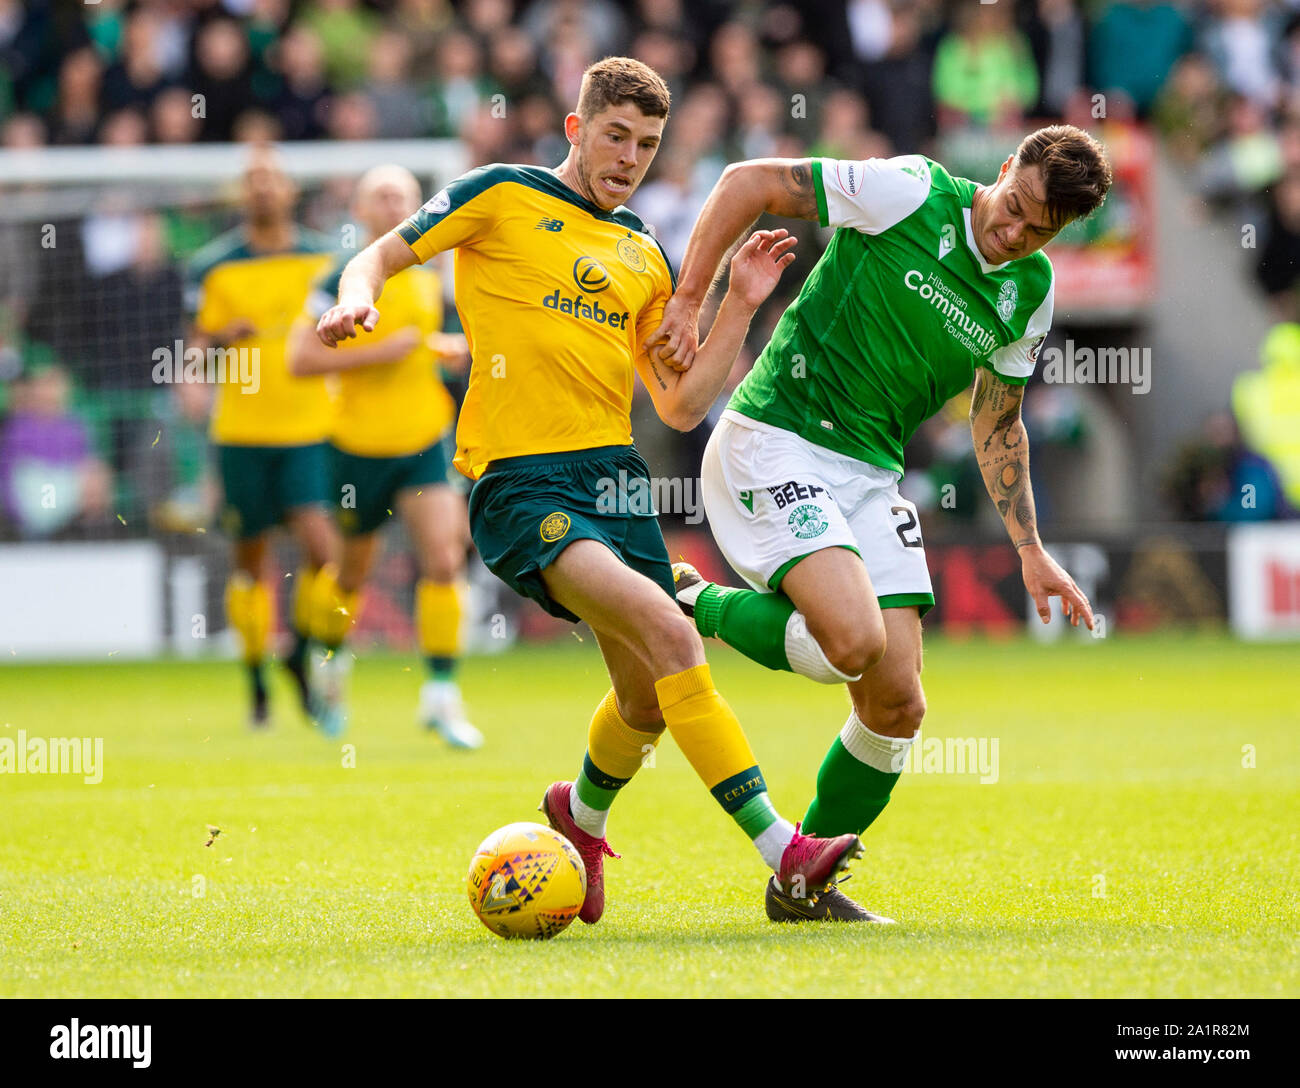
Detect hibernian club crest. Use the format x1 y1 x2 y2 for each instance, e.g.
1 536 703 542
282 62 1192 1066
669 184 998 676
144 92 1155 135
997 279 1018 322
788 504 829 540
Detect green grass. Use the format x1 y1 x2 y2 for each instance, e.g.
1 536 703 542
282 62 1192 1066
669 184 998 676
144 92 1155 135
0 633 1296 997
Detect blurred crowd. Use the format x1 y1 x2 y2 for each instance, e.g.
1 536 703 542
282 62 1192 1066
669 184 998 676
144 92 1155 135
3 0 1300 537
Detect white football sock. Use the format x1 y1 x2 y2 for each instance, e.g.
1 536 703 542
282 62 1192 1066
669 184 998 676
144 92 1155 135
839 709 916 773
753 817 797 870
569 789 609 838
784 611 862 684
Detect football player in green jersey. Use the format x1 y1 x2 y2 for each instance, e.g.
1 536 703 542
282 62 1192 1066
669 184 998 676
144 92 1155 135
654 125 1112 922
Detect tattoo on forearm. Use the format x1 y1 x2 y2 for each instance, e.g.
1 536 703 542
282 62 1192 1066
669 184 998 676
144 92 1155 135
648 355 668 391
975 381 1038 545
781 162 818 219
991 451 1038 537
983 405 1024 450
977 426 1040 543
975 377 1025 452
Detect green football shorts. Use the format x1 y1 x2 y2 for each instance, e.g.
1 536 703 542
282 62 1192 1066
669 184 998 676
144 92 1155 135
468 444 676 622
217 441 330 539
328 435 454 536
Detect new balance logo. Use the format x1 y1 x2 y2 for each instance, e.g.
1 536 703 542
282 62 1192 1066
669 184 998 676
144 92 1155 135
535 217 564 232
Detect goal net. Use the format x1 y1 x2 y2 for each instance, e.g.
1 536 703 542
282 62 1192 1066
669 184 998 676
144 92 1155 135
0 138 520 655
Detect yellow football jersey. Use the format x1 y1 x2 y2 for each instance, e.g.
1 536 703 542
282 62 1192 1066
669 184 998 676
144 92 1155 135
300 260 456 457
187 228 335 447
394 164 675 479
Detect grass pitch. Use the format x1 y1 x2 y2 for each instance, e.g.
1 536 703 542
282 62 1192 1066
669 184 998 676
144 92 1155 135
0 633 1296 998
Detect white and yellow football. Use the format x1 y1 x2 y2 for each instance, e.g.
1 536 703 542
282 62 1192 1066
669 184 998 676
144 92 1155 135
466 821 587 939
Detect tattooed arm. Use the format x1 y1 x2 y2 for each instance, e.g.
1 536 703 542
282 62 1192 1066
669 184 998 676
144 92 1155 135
970 368 1094 629
970 367 1039 548
649 159 818 370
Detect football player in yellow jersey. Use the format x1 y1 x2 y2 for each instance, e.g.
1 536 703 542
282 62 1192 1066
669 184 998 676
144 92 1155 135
287 164 481 746
316 58 863 923
186 147 341 728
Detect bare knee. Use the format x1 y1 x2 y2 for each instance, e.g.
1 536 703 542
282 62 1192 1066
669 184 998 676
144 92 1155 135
233 535 268 578
338 562 367 594
419 544 461 584
615 692 665 733
641 607 703 679
289 509 340 569
815 618 887 678
863 688 926 738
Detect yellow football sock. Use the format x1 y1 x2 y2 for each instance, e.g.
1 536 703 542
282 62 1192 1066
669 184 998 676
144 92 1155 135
291 565 315 638
586 688 664 782
311 564 359 650
225 573 271 665
416 579 463 658
655 663 778 836
569 689 666 836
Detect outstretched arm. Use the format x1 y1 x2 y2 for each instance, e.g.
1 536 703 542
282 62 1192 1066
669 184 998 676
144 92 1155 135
289 320 422 375
651 159 817 369
970 367 1093 629
316 232 418 346
636 229 796 432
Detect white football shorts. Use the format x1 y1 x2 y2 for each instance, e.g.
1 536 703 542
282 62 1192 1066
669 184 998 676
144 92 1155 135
700 410 934 612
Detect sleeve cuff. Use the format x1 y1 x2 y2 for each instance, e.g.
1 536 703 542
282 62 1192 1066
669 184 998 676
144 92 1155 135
811 159 829 228
983 361 1031 386
394 224 428 263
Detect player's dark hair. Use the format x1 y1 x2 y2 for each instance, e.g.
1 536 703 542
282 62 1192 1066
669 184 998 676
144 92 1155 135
576 57 671 121
1014 125 1112 228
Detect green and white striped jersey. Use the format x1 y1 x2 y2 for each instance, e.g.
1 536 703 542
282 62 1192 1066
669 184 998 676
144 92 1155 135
726 155 1053 475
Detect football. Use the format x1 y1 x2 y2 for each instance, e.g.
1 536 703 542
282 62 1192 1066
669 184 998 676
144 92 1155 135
466 822 587 939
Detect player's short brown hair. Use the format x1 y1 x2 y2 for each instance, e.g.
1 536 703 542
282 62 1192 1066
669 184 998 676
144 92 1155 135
576 57 670 121
1014 124 1112 229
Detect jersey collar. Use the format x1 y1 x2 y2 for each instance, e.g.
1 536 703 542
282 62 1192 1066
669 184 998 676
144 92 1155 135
544 166 626 221
963 201 1010 274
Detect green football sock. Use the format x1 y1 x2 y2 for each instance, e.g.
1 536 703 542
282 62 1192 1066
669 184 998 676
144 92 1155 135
247 662 267 705
691 583 795 672
574 754 624 812
800 713 915 837
569 755 628 839
286 629 310 672
425 655 456 680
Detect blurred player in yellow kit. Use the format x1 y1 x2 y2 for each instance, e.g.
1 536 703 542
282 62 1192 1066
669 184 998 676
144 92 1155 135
287 165 480 745
185 147 341 727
